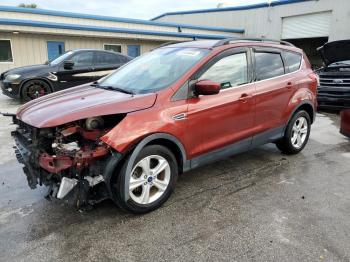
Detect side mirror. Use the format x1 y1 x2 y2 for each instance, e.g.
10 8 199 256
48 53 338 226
63 60 74 70
194 80 220 96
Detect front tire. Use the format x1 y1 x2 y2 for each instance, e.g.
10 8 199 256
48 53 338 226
276 110 311 155
113 145 178 214
21 80 51 102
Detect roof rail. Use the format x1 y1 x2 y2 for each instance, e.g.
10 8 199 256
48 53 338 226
152 40 194 50
213 37 294 47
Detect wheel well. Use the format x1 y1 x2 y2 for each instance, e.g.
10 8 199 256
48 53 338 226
297 103 315 123
147 138 184 174
19 78 53 97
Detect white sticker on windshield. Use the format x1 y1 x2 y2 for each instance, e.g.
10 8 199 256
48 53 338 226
178 50 201 57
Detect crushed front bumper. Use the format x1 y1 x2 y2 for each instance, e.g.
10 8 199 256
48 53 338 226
12 130 40 189
10 125 121 208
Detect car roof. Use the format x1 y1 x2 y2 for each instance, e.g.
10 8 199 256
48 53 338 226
163 39 302 53
70 49 132 58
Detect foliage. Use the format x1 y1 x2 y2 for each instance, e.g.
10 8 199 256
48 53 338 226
18 3 37 8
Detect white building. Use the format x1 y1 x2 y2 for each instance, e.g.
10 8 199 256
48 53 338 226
0 6 243 73
152 0 350 65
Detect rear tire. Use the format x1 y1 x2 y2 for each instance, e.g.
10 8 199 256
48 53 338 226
276 110 311 155
113 145 178 214
21 79 51 102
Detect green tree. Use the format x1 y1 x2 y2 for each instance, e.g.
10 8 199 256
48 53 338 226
18 3 37 8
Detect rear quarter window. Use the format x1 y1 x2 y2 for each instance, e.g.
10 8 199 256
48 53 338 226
283 51 302 73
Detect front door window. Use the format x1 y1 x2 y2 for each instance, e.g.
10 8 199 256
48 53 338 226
199 53 248 89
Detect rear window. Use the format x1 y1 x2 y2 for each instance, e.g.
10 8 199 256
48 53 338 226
255 52 285 81
283 51 302 73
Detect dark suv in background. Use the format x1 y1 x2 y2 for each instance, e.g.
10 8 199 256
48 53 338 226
0 49 132 101
317 40 350 110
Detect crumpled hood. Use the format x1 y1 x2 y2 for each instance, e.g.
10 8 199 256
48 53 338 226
17 84 157 128
318 40 350 66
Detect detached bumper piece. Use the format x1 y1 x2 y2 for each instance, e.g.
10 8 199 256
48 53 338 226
12 130 41 189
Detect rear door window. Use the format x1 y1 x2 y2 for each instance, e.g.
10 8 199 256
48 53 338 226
283 51 302 73
255 52 285 81
95 52 120 67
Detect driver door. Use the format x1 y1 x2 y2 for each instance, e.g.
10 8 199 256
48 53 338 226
56 51 94 90
186 48 256 166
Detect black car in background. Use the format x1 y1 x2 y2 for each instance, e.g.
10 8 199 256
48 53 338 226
317 40 350 110
0 49 132 101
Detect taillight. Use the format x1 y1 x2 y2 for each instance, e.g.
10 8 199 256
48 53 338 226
308 72 320 87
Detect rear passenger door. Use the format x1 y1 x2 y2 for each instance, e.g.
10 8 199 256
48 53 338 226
252 48 299 138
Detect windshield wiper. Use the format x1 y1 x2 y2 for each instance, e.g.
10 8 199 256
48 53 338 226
91 82 134 95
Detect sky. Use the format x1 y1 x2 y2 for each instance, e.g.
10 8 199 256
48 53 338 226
0 0 269 20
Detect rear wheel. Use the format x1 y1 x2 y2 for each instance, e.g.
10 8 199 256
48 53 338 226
21 80 51 101
276 110 311 154
113 145 178 214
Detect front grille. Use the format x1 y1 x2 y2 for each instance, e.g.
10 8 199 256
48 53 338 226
319 72 350 88
317 71 350 108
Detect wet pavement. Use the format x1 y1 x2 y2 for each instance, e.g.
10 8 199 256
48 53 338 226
0 93 350 262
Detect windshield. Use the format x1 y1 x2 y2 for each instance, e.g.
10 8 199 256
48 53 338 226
97 47 209 94
50 51 74 65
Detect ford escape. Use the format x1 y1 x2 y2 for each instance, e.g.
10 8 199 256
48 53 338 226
4 38 318 213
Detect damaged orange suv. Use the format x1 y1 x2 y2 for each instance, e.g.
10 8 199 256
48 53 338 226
5 38 318 213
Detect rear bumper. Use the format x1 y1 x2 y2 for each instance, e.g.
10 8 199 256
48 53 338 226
0 80 20 99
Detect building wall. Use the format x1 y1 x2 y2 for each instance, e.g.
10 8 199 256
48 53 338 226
0 6 243 73
0 32 163 73
0 10 242 37
155 0 350 41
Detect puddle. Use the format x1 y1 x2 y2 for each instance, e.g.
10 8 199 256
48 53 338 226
310 113 347 145
0 205 34 224
342 152 350 158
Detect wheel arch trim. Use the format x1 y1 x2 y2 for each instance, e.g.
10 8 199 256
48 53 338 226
123 133 188 202
287 100 315 126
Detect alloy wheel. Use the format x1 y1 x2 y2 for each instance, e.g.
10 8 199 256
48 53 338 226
129 155 171 205
291 116 308 149
26 82 49 99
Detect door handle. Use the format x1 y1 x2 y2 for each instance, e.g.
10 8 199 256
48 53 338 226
286 81 292 89
238 93 251 103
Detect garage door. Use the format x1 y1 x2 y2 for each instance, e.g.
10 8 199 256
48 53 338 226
282 12 332 39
